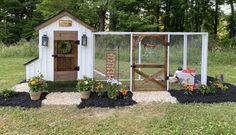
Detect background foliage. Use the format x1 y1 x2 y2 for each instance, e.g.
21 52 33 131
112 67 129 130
0 0 236 45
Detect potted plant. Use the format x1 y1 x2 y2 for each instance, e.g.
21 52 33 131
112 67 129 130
77 77 94 99
28 74 47 100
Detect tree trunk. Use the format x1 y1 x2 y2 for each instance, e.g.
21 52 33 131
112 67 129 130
214 0 219 38
98 9 107 31
155 3 160 31
164 0 171 31
229 0 235 38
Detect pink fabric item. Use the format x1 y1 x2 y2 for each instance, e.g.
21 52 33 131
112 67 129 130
182 69 195 73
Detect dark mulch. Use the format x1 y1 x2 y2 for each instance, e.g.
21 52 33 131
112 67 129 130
169 83 236 103
0 92 48 108
78 92 137 108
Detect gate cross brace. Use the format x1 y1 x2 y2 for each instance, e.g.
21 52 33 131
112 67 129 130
134 68 165 88
138 69 165 87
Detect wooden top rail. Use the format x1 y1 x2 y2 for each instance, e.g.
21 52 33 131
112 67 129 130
133 64 165 68
53 54 74 58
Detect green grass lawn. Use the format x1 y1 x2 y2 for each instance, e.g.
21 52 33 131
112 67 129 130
208 64 236 85
0 57 32 90
0 53 236 134
0 103 236 135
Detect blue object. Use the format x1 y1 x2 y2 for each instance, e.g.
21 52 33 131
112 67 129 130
220 74 224 82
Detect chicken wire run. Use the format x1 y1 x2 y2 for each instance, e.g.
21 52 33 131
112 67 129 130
93 32 208 91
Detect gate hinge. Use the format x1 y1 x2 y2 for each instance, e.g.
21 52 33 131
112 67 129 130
167 42 170 46
166 76 169 80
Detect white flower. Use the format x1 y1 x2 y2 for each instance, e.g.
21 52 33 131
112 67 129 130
107 79 112 83
112 79 118 84
106 79 122 85
84 81 88 85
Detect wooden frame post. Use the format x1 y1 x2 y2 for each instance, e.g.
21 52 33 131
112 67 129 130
130 34 133 91
201 33 208 85
167 34 170 90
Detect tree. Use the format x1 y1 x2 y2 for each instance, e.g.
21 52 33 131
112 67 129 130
213 0 225 38
227 0 236 38
1 0 235 44
0 0 41 44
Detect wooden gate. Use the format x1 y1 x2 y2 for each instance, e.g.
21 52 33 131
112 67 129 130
54 31 78 81
132 34 168 91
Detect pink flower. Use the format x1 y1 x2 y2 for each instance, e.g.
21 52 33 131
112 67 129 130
38 80 43 85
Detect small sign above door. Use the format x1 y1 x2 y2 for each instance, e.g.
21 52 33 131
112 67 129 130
59 20 72 27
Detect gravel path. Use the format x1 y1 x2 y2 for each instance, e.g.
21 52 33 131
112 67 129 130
14 83 29 92
133 91 177 103
42 92 81 105
14 83 177 105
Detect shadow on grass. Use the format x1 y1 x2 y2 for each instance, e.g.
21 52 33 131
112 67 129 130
77 92 137 108
0 92 48 108
169 82 236 103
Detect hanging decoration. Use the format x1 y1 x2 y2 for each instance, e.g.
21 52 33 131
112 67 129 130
58 40 72 54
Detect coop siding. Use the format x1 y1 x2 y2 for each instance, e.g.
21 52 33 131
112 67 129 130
34 16 94 81
26 59 41 80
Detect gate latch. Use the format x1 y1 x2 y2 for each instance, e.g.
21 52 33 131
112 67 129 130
52 54 58 57
74 66 80 71
75 40 80 45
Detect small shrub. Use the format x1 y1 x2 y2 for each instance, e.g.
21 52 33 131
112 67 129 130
0 39 38 58
0 88 15 98
106 79 122 100
221 37 236 48
120 85 130 99
199 84 216 95
76 77 94 92
94 81 106 96
210 76 229 91
183 83 194 95
199 76 229 95
106 79 132 100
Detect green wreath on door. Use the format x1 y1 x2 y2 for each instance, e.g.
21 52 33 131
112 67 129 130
58 40 72 54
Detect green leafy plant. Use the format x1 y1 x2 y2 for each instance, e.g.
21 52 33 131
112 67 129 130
120 88 129 99
94 81 106 96
199 84 216 95
182 79 194 95
0 88 15 98
28 74 48 92
199 76 228 95
106 79 122 100
183 83 194 95
76 77 94 92
211 76 228 91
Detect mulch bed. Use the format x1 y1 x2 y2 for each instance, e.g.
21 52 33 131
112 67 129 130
78 92 137 108
169 83 236 103
0 92 48 108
